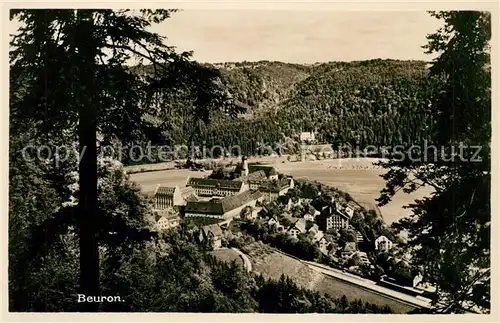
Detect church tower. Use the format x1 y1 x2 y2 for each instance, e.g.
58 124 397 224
241 155 249 177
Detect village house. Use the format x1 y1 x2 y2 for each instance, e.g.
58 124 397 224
248 164 279 181
184 190 263 220
153 185 185 208
303 212 315 222
287 218 307 239
300 131 315 142
317 236 331 251
267 216 284 232
186 177 246 197
268 216 279 227
355 231 364 243
151 204 181 231
258 178 293 202
344 206 354 218
319 202 351 231
250 206 262 219
198 224 223 250
307 224 324 242
180 186 199 203
375 235 393 252
412 274 437 293
155 213 181 231
341 242 357 259
356 251 371 265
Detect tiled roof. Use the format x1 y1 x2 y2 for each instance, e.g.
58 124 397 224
291 218 307 233
308 224 319 234
158 213 180 222
185 201 224 215
184 194 199 202
201 224 223 237
185 190 261 215
187 177 243 190
155 186 177 196
248 164 277 177
180 186 195 196
344 242 357 252
247 170 267 180
258 179 289 193
220 190 261 213
154 209 177 221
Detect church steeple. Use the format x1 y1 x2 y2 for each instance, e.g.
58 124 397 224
241 155 249 177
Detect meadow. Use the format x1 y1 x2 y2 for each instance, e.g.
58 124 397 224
129 157 432 225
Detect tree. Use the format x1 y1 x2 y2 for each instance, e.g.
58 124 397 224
377 11 491 313
338 228 357 246
10 9 241 310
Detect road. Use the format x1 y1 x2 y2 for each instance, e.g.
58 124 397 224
232 248 252 272
302 261 432 309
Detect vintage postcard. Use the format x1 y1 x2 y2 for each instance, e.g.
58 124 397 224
2 1 498 322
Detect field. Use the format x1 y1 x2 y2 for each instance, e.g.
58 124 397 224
274 158 433 224
209 248 245 267
242 242 416 313
129 157 432 224
129 168 212 195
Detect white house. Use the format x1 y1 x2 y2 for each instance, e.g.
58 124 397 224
155 212 181 231
300 132 315 142
199 224 223 250
375 235 393 252
413 274 437 293
303 213 315 222
287 218 307 239
341 242 357 259
344 206 354 218
317 236 331 251
355 231 364 243
357 251 371 265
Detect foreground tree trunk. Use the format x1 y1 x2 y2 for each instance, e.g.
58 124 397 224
75 11 100 310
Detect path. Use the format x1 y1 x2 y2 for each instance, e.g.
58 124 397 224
232 247 252 272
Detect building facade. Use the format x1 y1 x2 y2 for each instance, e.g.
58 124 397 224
199 224 223 250
300 132 316 142
184 190 263 219
186 177 245 197
375 235 393 252
287 218 306 239
155 214 181 231
153 185 184 208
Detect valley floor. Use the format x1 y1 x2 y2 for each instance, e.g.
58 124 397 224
128 157 433 225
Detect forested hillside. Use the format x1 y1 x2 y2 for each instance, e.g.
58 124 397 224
128 59 440 164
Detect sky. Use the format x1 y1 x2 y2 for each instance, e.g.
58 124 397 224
150 10 444 64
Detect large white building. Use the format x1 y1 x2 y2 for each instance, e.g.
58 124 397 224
153 186 184 208
186 177 245 197
320 200 354 231
184 190 263 220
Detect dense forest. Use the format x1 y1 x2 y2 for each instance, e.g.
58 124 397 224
9 9 490 314
8 9 396 313
126 59 441 164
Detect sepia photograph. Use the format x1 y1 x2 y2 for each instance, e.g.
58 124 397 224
5 3 495 317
